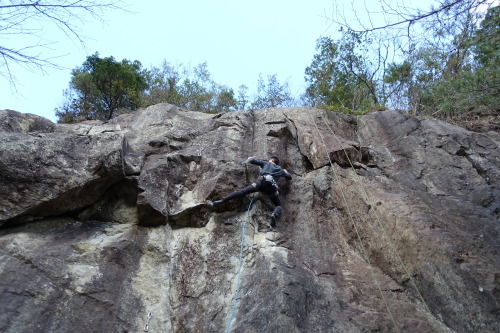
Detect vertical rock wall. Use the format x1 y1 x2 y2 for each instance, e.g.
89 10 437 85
0 105 498 332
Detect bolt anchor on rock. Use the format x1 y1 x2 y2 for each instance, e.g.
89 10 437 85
144 311 152 332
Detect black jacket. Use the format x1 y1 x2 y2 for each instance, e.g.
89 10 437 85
247 158 292 181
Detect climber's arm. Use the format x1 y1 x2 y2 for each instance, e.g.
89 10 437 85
246 157 265 167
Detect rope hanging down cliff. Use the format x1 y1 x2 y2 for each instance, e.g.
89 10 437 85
306 110 400 332
225 196 254 333
317 110 435 320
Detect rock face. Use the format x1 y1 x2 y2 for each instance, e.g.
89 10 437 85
0 106 498 333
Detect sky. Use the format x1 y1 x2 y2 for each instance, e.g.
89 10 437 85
1 0 340 122
1 0 496 123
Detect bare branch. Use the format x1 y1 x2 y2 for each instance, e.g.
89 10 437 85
327 0 494 36
0 0 124 84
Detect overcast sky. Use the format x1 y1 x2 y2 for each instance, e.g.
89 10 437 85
2 0 342 122
2 0 494 122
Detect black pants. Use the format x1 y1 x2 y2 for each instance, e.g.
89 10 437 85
222 177 282 218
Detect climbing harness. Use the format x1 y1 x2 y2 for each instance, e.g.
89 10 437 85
262 174 279 192
143 311 152 332
251 175 279 194
263 174 274 183
225 196 254 333
263 174 278 188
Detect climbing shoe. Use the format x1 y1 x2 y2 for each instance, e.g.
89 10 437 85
212 200 224 207
270 214 277 228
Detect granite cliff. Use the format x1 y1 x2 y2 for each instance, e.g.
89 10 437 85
0 105 499 332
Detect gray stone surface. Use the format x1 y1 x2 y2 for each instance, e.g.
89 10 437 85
0 105 498 332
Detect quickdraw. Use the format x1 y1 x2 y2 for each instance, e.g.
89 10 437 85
144 311 152 332
263 174 279 192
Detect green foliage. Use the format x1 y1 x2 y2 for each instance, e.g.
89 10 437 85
308 3 499 123
143 61 237 113
250 74 295 109
304 33 381 113
236 85 250 110
416 5 499 118
322 105 382 115
56 55 302 121
384 47 450 112
56 53 148 122
51 2 498 126
144 60 183 107
474 6 500 68
215 88 237 112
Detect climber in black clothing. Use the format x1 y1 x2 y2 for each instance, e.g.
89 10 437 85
212 156 292 228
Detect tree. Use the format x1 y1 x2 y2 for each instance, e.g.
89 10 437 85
144 61 238 113
236 84 249 110
0 0 122 82
144 60 183 106
215 87 237 112
380 4 498 117
251 73 296 109
177 63 216 112
56 53 148 122
473 5 499 69
304 34 382 112
322 0 499 120
420 5 499 118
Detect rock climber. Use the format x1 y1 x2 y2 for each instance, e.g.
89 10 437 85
212 156 292 229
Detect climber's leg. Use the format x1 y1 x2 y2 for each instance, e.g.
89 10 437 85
213 181 260 206
269 192 282 228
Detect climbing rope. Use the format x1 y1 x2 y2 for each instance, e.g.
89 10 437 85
318 111 445 331
225 196 254 333
306 110 401 332
317 110 435 318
